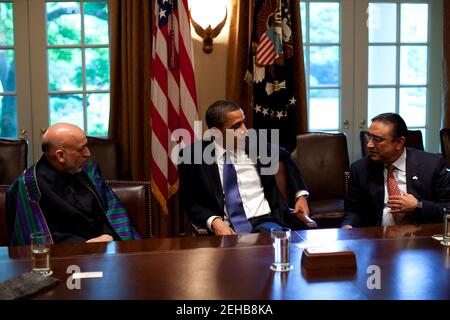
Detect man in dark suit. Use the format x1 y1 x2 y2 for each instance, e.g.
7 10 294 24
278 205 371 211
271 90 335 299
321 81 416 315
342 113 450 228
178 100 310 235
6 123 140 245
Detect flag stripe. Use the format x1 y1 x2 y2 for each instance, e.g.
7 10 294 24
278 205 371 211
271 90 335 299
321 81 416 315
151 0 198 215
256 32 277 65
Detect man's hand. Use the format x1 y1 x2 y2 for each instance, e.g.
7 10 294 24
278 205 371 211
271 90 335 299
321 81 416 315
388 193 418 214
211 218 236 236
292 196 316 228
341 225 353 229
293 195 310 216
86 234 113 243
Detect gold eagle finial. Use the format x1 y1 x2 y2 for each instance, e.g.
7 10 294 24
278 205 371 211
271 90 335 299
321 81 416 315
190 7 227 54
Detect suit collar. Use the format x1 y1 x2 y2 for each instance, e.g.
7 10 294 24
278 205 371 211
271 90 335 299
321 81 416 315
203 140 225 209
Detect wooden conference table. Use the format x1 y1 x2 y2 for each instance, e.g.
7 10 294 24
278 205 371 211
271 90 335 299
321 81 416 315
0 224 448 300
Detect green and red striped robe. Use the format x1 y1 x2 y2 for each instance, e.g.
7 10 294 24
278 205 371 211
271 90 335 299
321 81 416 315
7 161 141 246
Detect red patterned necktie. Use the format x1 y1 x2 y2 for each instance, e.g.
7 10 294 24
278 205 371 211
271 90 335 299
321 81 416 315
387 164 406 224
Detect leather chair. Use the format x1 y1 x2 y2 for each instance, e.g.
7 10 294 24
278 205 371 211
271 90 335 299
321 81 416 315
0 139 28 184
295 132 350 228
440 128 450 168
107 180 152 239
360 130 424 157
87 136 120 180
0 181 152 246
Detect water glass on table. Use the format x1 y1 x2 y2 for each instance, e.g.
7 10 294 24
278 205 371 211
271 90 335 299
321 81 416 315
30 232 53 276
441 212 450 246
270 227 293 272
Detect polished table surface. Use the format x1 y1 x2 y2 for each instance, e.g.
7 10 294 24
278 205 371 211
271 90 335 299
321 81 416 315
0 224 449 299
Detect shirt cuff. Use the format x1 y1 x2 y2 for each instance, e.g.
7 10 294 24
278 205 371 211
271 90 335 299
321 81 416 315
207 216 222 231
295 190 309 201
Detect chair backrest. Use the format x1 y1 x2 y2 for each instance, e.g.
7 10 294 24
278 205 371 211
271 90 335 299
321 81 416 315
406 130 425 150
0 185 9 246
0 139 28 184
295 133 350 201
87 136 120 180
107 180 152 239
360 130 424 157
440 128 450 168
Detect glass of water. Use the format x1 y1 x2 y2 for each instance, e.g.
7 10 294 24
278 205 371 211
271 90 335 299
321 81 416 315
441 212 450 247
30 232 53 276
270 227 293 272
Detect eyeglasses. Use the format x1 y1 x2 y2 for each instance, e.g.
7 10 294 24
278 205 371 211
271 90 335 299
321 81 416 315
364 132 386 144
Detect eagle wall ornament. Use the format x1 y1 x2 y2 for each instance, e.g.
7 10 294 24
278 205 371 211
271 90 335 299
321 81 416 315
190 7 227 53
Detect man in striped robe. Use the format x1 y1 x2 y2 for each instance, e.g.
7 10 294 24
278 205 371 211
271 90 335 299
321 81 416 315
6 123 140 246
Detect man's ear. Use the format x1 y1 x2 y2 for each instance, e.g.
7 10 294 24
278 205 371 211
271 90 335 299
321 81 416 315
395 136 406 150
55 149 65 163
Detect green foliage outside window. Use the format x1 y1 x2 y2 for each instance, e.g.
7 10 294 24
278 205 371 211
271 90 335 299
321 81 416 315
47 1 110 136
0 1 110 138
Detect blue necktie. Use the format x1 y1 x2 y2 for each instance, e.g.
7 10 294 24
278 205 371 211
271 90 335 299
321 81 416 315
223 152 253 233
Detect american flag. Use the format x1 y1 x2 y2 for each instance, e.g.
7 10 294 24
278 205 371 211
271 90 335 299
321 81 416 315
151 0 198 215
255 32 278 66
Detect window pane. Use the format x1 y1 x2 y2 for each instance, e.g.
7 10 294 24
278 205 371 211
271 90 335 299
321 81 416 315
368 45 396 85
368 88 395 121
49 94 83 128
47 2 81 45
87 93 109 136
84 2 109 45
310 46 339 86
400 87 426 127
368 3 396 43
300 2 306 42
309 89 339 130
0 49 15 92
310 2 339 43
85 48 110 90
0 2 14 45
401 4 428 43
48 48 82 91
0 95 17 137
400 46 427 85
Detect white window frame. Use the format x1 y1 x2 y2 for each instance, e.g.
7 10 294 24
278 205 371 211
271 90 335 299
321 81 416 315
3 0 110 162
301 0 443 161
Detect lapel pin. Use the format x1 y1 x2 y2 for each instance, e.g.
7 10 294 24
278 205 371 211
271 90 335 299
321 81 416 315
412 176 418 180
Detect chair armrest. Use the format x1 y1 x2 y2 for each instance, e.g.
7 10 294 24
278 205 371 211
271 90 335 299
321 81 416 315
290 208 317 229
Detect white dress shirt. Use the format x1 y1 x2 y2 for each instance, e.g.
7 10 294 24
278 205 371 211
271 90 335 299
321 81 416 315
206 143 308 230
382 149 407 226
207 143 270 230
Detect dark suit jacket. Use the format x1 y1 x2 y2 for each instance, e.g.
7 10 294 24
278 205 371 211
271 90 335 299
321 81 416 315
342 148 450 227
178 140 307 230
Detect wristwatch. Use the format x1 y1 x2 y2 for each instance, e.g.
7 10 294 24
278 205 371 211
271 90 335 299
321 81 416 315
416 200 423 209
